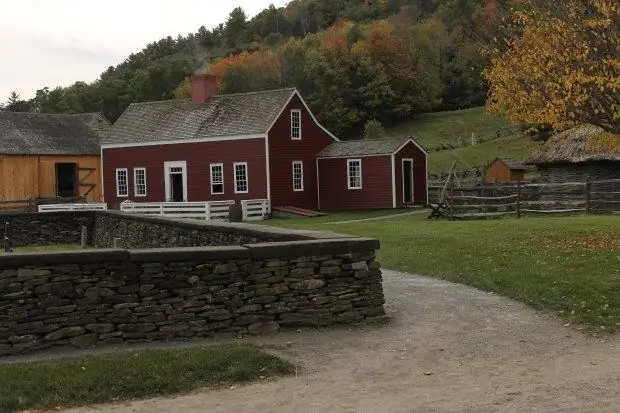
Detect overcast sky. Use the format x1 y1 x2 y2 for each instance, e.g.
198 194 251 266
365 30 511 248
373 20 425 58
0 0 288 101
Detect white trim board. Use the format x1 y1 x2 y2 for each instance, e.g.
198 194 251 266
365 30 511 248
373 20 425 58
210 163 224 195
101 134 267 149
347 159 363 190
133 167 147 197
391 154 396 208
233 162 249 194
402 158 414 204
164 161 188 202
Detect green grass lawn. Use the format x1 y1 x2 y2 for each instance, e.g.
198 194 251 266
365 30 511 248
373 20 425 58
0 344 293 413
378 106 544 173
427 134 543 172
268 213 620 333
384 107 514 148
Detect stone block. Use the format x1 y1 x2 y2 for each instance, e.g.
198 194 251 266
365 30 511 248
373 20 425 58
34 281 73 294
45 305 77 315
213 263 238 274
70 334 98 348
45 326 85 341
86 323 115 334
290 279 326 291
248 321 280 336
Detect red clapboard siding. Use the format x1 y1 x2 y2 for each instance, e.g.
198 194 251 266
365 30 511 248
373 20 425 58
102 138 267 205
317 156 393 210
268 94 335 210
394 141 428 206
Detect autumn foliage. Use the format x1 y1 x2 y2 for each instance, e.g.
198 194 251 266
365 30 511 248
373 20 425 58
483 0 620 133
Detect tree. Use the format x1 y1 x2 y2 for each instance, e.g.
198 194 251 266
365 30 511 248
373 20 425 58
483 0 620 133
363 119 386 139
5 91 30 112
225 7 248 49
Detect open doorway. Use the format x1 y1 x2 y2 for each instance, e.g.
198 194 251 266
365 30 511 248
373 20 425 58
402 159 414 204
55 163 78 198
164 161 187 202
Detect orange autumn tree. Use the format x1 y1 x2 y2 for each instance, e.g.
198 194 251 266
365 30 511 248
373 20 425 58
483 0 620 133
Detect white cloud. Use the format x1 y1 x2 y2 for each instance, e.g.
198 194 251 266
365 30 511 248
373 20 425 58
0 0 288 100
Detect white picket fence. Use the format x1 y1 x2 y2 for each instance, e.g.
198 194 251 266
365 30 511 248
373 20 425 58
38 203 108 212
120 200 235 221
241 199 270 221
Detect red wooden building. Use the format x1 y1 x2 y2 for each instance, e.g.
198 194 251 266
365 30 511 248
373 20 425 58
101 74 428 211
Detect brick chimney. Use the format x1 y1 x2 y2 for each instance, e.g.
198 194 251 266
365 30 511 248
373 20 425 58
189 74 217 104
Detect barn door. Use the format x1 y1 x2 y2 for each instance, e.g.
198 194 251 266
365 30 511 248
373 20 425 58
78 166 97 198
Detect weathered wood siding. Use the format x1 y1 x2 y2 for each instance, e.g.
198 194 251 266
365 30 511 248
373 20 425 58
0 155 101 202
539 161 620 183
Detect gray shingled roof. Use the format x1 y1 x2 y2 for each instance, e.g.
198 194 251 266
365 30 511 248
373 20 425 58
0 111 101 155
317 137 416 158
498 157 526 170
103 88 297 145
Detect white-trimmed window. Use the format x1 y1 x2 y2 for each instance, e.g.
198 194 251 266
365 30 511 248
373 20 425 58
292 161 304 192
234 162 248 194
116 168 128 197
133 167 147 197
210 163 224 195
347 159 362 190
291 109 301 140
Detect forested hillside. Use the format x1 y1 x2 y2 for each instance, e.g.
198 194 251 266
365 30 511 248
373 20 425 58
3 0 617 137
1 0 513 137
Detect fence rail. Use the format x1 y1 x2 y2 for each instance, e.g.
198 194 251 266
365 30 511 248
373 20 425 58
241 199 270 221
38 203 108 212
120 201 235 221
444 179 620 219
120 200 271 221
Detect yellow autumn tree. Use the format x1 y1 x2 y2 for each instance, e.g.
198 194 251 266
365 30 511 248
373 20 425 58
483 0 620 133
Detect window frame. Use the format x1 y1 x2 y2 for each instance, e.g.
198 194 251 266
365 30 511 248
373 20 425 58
233 162 249 194
210 163 225 195
115 168 129 198
292 160 304 192
291 109 302 140
347 159 363 190
133 167 147 197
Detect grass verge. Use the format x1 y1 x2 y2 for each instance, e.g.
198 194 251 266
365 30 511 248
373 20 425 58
0 344 294 412
268 213 620 333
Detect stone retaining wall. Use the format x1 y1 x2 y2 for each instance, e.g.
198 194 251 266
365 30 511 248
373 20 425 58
0 212 95 247
0 212 385 356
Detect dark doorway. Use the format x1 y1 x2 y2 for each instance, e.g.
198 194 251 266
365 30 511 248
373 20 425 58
403 159 413 203
56 163 78 198
170 173 184 202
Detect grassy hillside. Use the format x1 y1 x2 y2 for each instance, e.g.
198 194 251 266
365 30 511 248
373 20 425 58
384 107 544 173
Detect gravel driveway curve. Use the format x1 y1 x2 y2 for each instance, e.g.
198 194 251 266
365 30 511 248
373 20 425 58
63 270 620 413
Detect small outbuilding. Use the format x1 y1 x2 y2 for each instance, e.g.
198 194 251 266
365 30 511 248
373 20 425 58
485 157 526 183
316 137 428 210
0 111 109 203
527 124 620 182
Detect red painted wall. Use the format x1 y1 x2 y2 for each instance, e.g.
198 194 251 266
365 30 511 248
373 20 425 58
268 94 335 209
102 139 267 206
394 141 428 206
317 156 393 210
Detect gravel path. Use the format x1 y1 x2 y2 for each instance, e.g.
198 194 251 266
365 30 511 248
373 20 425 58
62 270 619 413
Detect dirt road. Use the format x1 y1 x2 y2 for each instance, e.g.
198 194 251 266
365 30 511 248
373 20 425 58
64 270 620 413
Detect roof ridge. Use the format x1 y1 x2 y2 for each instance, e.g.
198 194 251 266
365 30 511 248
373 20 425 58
213 88 296 98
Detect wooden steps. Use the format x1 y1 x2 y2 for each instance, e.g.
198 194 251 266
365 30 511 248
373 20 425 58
273 206 325 218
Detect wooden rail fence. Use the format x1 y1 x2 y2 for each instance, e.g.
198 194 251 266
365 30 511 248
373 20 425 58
445 179 620 219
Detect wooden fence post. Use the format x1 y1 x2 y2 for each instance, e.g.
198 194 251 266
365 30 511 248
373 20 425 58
80 226 88 249
585 179 591 213
449 182 455 220
516 181 521 219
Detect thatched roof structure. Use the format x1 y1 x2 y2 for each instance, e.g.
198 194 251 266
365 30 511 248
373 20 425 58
528 124 620 164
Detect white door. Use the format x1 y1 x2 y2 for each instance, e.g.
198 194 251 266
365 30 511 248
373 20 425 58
164 161 188 202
